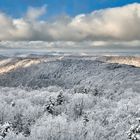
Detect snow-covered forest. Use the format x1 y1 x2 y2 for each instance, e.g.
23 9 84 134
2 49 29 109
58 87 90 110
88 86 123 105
0 55 140 140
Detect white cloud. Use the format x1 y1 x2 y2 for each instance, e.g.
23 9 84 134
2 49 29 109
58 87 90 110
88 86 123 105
1 40 140 50
25 5 47 21
0 3 140 48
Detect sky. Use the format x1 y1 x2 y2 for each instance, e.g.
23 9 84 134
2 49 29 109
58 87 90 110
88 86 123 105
0 0 139 18
0 0 140 50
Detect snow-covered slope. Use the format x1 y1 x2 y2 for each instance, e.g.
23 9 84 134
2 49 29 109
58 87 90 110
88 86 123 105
101 56 140 67
0 56 140 93
0 55 140 140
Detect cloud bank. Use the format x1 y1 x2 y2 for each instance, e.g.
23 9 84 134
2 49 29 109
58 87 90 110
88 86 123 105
0 3 140 45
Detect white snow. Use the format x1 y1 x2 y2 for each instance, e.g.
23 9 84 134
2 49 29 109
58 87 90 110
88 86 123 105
0 55 140 140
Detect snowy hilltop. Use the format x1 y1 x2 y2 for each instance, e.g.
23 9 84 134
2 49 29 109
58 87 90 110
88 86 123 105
0 55 140 140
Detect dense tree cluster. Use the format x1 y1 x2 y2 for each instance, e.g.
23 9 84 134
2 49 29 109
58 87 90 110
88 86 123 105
0 85 139 140
127 119 140 140
0 56 140 139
